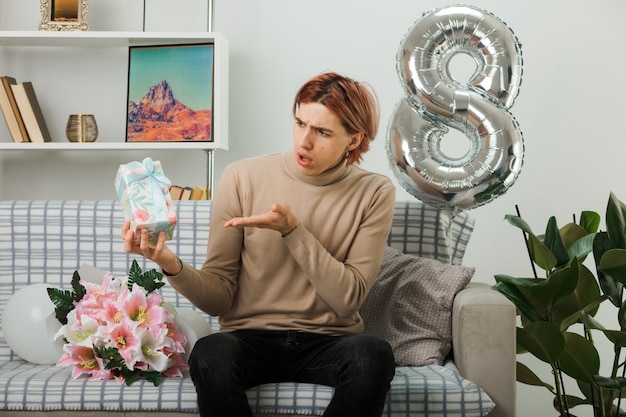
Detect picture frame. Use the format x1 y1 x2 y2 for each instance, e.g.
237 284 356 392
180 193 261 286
126 43 215 143
39 0 89 31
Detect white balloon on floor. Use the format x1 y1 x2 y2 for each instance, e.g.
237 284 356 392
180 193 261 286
2 283 63 365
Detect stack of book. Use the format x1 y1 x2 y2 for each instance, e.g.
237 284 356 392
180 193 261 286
169 185 210 200
0 75 52 143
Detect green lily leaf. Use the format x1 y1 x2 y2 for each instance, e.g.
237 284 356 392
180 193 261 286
579 210 601 235
493 277 545 322
544 216 570 267
599 249 626 286
558 332 600 383
606 192 626 250
516 361 554 391
517 322 564 364
581 311 626 347
527 261 579 307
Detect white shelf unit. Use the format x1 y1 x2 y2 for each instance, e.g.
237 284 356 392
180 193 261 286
0 30 229 150
0 31 228 198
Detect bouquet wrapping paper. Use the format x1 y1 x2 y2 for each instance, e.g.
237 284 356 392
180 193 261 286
115 157 177 243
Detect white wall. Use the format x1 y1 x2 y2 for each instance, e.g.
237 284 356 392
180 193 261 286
2 1 626 416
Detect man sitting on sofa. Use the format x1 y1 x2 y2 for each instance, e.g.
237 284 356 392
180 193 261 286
122 71 396 417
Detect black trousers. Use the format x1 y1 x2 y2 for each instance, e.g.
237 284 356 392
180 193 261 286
188 329 395 417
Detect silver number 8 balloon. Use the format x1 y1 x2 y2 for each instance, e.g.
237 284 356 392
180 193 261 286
386 5 524 216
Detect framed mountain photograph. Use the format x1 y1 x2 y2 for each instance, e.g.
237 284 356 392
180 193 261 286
126 43 215 142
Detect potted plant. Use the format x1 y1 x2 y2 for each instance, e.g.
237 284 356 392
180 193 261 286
493 192 626 417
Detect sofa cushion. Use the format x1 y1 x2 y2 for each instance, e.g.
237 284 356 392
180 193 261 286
248 362 494 417
386 201 474 264
0 357 493 417
360 246 475 366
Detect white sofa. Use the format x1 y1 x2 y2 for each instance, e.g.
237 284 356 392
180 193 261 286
0 200 515 417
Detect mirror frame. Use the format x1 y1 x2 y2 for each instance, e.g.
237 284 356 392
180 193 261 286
39 0 89 31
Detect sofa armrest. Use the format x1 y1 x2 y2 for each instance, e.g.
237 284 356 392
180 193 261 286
452 282 516 417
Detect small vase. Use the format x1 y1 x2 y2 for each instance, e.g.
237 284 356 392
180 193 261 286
66 114 98 142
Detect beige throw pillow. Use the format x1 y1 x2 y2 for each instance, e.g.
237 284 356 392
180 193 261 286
360 246 475 366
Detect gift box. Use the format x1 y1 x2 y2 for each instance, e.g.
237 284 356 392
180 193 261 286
114 157 177 243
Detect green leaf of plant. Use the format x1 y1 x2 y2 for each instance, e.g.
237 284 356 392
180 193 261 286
123 370 140 386
561 223 589 249
544 216 570 267
96 346 125 370
553 263 603 330
576 380 617 411
581 311 626 347
579 210 601 235
593 231 617 258
516 361 555 391
606 191 626 249
47 271 86 325
556 394 590 410
600 249 626 286
126 259 165 293
559 295 607 332
579 311 606 331
71 271 86 302
127 259 143 289
567 233 596 263
495 274 542 290
593 375 626 391
144 371 161 387
46 287 74 325
504 214 535 235
620 299 626 331
493 278 545 322
558 332 600 383
503 214 560 271
528 233 558 272
517 322 564 364
593 231 622 306
527 261 579 307
140 268 166 293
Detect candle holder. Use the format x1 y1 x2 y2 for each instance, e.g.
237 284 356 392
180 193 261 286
66 114 98 142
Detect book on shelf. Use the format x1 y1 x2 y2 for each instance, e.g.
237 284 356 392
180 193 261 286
169 184 208 200
0 76 29 142
169 185 185 200
180 186 193 200
189 186 207 200
10 81 52 143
